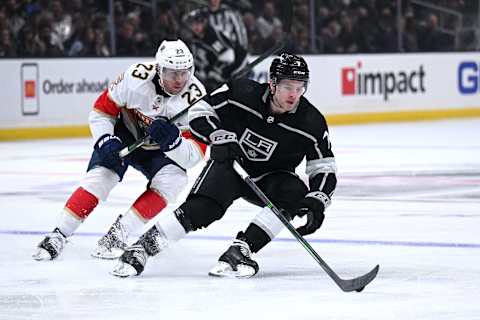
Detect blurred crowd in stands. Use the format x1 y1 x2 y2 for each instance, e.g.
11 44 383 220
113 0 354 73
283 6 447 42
0 0 478 58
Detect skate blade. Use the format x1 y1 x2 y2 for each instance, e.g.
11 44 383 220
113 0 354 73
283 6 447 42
32 248 52 261
110 262 138 278
91 247 124 260
208 261 255 278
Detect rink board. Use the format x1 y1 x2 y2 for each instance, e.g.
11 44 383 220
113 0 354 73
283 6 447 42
1 53 480 140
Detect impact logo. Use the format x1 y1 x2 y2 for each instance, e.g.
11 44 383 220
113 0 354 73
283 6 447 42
239 128 278 161
341 61 426 101
458 61 479 94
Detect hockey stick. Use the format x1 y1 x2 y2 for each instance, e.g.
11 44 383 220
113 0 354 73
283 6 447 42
118 40 285 158
232 161 379 292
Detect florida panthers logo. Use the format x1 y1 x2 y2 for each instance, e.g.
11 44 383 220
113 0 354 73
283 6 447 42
239 128 278 161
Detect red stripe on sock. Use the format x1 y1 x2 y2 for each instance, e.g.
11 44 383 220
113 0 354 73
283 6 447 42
132 190 167 220
65 187 99 219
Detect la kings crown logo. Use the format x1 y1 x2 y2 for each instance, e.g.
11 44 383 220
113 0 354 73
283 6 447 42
239 129 278 161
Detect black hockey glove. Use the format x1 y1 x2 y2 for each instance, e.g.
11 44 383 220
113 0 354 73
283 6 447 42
148 117 181 152
295 192 329 236
209 129 244 163
94 134 125 176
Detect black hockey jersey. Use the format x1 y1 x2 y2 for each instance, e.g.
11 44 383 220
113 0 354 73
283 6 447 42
189 79 336 192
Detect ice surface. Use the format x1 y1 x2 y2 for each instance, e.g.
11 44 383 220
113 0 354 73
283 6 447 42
1 119 479 320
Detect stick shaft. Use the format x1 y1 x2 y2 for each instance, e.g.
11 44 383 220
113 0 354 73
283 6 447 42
233 161 379 292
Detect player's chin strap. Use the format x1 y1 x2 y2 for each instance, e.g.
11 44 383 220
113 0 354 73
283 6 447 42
118 40 286 159
232 160 379 293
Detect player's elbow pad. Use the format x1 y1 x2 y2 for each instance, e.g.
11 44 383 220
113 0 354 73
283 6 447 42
164 139 204 169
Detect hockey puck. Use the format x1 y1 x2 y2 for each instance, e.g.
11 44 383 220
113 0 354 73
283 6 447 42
355 286 365 292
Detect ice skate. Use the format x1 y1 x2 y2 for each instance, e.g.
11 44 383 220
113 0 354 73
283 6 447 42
92 215 128 259
111 226 167 277
111 244 147 277
33 228 67 261
209 235 259 278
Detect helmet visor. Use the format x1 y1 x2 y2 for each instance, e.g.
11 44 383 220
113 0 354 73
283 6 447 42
276 79 308 95
160 66 193 83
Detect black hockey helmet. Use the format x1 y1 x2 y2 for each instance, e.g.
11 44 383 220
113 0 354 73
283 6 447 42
269 53 309 85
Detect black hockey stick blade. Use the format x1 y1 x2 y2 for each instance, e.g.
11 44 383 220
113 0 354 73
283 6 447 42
233 161 379 292
337 264 379 292
118 45 285 159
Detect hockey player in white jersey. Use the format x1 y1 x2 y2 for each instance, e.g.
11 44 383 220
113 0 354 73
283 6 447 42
33 39 207 261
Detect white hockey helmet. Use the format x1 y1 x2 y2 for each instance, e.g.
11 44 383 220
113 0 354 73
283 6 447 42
155 39 194 95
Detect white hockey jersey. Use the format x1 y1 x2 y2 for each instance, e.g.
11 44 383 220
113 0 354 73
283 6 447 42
89 61 207 168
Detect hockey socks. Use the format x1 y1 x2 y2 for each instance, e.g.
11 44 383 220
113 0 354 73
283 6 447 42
132 189 167 221
243 223 272 253
65 187 99 219
59 187 99 236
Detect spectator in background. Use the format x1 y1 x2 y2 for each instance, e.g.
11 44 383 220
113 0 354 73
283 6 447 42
68 26 110 57
152 6 179 43
256 1 282 44
402 10 419 52
375 7 397 52
242 12 262 54
35 17 63 56
418 13 450 51
2 0 474 57
320 18 341 53
316 6 331 31
5 0 25 39
207 0 248 50
16 25 37 56
338 11 359 53
51 0 73 48
0 8 8 32
0 27 17 57
68 26 94 56
292 26 310 53
354 6 377 52
93 29 110 56
116 20 137 56
291 1 313 52
66 12 87 56
124 10 152 56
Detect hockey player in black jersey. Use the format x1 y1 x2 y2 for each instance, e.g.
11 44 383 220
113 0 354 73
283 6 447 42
183 8 248 92
111 53 337 278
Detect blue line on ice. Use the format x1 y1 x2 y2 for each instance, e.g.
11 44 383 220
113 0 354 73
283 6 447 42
2 229 479 249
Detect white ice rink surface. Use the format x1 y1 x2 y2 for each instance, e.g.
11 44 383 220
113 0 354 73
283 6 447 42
1 118 479 320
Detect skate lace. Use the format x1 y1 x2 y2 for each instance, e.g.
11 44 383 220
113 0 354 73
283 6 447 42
129 245 147 266
140 227 168 256
233 239 252 258
45 231 66 252
99 219 127 249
